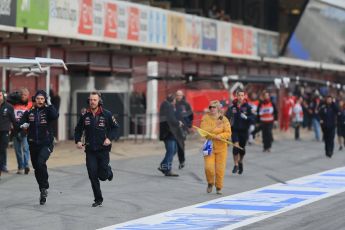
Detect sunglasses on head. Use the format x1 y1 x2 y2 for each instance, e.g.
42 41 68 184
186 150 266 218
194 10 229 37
209 106 216 109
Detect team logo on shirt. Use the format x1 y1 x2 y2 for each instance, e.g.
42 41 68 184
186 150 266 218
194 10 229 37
85 117 90 126
29 113 35 122
98 116 105 127
40 114 47 124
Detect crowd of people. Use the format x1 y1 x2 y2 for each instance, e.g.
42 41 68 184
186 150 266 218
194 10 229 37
158 87 345 195
1 86 345 205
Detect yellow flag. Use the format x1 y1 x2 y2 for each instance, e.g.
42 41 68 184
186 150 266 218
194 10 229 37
193 125 243 150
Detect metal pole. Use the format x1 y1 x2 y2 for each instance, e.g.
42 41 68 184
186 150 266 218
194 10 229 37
46 47 51 96
2 46 7 91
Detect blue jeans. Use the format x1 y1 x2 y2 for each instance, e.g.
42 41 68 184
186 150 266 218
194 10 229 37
312 118 321 141
13 136 30 169
160 138 177 173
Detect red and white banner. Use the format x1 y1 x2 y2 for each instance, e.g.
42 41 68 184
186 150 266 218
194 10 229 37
78 0 93 35
104 2 117 38
127 7 139 41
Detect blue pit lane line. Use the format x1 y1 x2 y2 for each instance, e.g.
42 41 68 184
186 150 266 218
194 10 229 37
99 167 345 230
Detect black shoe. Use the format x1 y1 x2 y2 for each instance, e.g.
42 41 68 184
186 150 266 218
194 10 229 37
232 165 238 174
157 167 166 175
178 162 185 170
1 168 9 173
108 165 113 181
326 152 332 158
339 146 343 151
207 184 213 193
40 189 48 205
92 201 103 207
25 167 30 175
238 163 243 175
165 171 179 177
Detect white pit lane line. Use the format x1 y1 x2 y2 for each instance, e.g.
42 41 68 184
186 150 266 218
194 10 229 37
99 166 345 230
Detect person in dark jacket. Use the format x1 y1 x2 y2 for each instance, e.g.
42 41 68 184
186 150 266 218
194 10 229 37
226 90 254 175
309 96 322 141
19 90 59 205
75 91 118 207
257 91 278 152
175 90 194 169
0 90 16 179
336 100 345 151
319 95 339 157
158 94 183 177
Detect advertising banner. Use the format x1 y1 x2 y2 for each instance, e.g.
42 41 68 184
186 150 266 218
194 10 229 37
168 13 185 47
16 0 49 30
0 0 16 26
117 3 128 41
127 6 139 41
185 15 201 50
139 6 148 43
49 0 78 37
258 32 278 57
244 28 254 55
92 0 104 38
78 0 93 35
231 26 245 55
231 26 257 56
148 9 167 46
104 2 118 38
217 21 231 54
202 20 217 51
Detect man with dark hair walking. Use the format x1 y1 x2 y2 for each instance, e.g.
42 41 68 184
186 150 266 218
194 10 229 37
75 91 118 207
257 91 278 152
19 90 59 205
226 90 254 174
158 94 183 177
319 95 338 158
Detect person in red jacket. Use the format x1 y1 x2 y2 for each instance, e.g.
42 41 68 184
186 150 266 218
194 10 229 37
257 91 278 152
280 93 295 131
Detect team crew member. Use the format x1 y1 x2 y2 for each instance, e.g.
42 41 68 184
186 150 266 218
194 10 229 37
0 90 16 179
336 100 345 151
19 90 59 205
75 91 118 207
10 88 33 174
257 91 278 152
292 97 304 140
201 100 231 195
175 90 194 169
319 95 338 158
247 92 259 144
226 90 254 175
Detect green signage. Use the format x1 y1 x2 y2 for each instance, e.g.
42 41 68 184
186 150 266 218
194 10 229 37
16 0 49 30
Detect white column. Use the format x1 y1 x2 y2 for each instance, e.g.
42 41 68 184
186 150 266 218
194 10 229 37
46 47 51 95
146 61 158 139
58 74 70 141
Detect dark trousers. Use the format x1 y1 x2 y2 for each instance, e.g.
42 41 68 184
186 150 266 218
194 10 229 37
177 139 185 164
0 131 9 170
29 143 53 190
160 138 177 173
232 130 248 156
295 122 302 140
323 127 335 157
252 124 262 138
261 123 273 150
86 150 111 202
